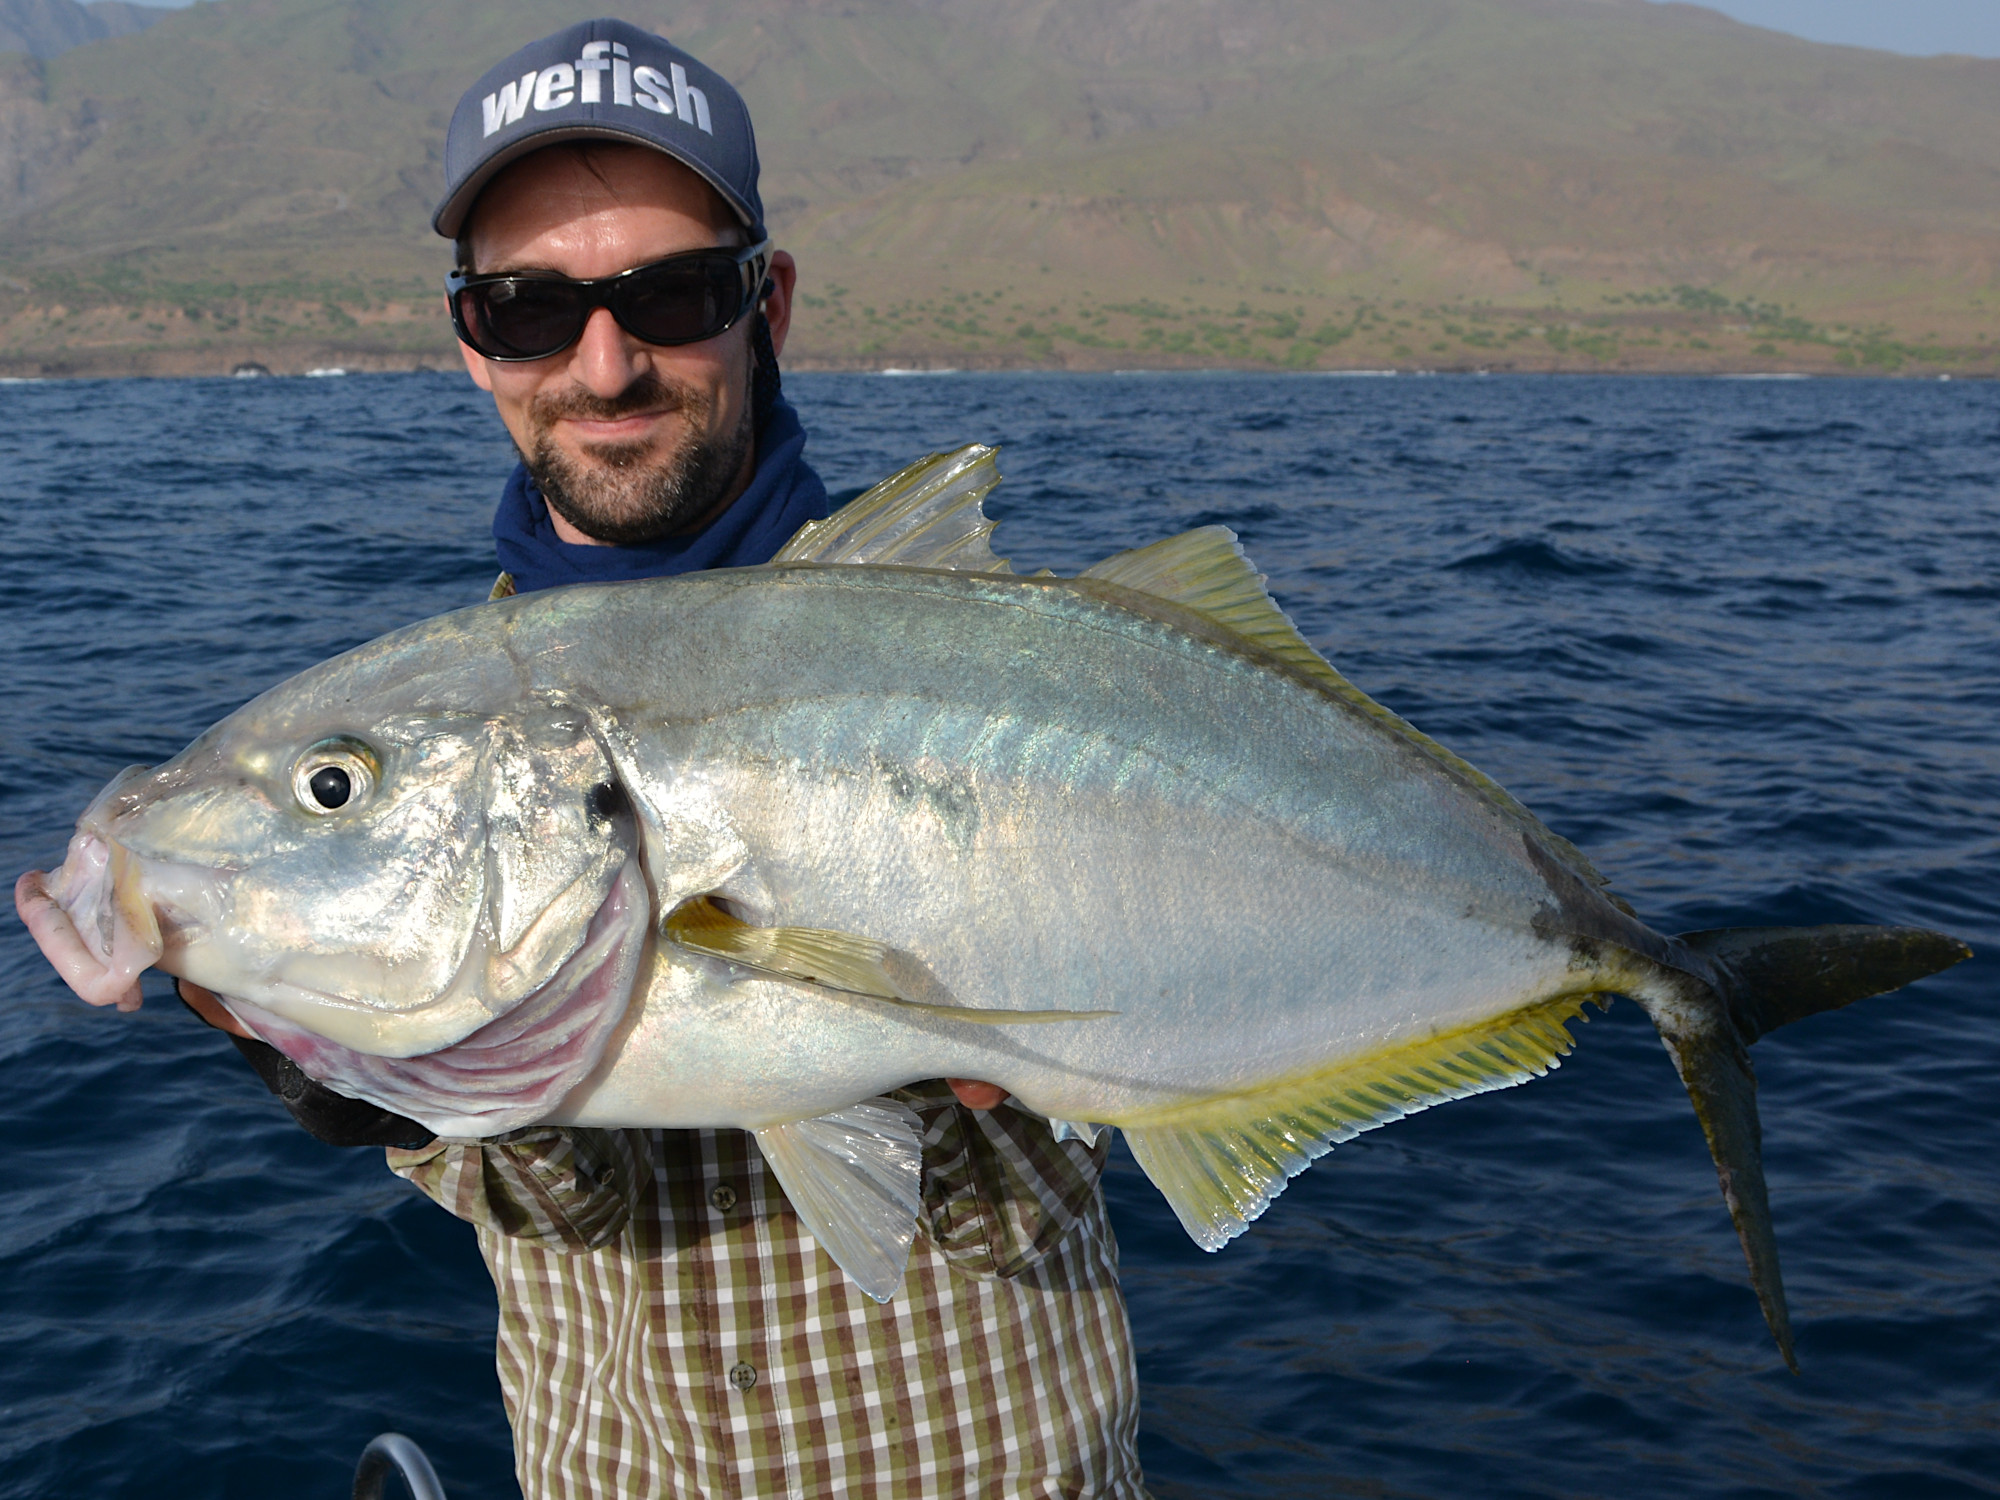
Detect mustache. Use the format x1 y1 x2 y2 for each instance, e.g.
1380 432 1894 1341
530 374 699 430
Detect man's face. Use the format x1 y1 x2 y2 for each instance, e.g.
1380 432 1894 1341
457 144 796 546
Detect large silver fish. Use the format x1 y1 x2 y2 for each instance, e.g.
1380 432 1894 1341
16 446 1968 1367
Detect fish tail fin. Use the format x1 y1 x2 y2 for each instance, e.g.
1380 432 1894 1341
1636 924 1971 1372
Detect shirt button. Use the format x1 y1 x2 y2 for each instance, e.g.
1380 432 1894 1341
729 1361 758 1391
709 1183 738 1212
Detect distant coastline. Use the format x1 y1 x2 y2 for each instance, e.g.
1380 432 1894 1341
4 292 1995 381
2 348 1989 380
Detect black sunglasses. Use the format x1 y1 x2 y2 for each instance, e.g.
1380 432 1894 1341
446 239 771 362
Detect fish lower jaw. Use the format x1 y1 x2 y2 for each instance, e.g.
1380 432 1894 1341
206 970 522 1059
224 857 650 1138
184 898 616 1060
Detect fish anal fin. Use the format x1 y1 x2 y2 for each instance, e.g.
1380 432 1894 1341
1124 993 1599 1251
755 1099 925 1302
773 444 1013 573
664 897 1115 1025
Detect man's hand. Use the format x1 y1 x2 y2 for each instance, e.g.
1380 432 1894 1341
177 980 254 1038
946 1079 1007 1110
179 980 434 1148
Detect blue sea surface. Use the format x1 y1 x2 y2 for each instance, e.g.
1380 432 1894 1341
0 371 1994 1498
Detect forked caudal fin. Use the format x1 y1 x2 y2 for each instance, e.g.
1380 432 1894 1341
1639 923 1971 1372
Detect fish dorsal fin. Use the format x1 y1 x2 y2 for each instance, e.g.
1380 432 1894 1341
664 897 1115 1024
1081 526 1336 687
774 444 1014 573
1123 992 1603 1251
755 1098 925 1301
1081 526 1619 899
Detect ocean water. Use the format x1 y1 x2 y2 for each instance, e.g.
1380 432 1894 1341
0 370 1994 1499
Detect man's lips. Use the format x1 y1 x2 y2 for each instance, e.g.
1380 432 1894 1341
557 408 676 444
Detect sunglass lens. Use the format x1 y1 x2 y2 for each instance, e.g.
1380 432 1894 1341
616 257 741 345
463 279 584 360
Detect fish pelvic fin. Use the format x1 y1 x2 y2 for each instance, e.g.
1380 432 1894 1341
1047 1117 1102 1147
773 444 1015 573
1122 991 1601 1252
755 1098 925 1301
664 897 1115 1024
1079 526 1625 905
1636 923 1971 1373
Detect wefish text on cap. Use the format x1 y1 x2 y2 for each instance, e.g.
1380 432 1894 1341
434 17 764 242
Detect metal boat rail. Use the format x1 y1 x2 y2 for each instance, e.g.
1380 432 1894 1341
352 1432 448 1500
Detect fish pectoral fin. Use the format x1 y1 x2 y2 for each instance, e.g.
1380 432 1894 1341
666 895 903 995
1123 993 1601 1251
773 444 1015 573
664 897 1116 1024
755 1099 925 1302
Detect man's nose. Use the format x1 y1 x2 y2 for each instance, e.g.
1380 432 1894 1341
568 305 649 397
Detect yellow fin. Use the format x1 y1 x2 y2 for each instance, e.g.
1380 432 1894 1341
773 444 1014 572
1081 527 1334 686
1121 993 1603 1250
1081 525 1618 900
664 898 1112 1024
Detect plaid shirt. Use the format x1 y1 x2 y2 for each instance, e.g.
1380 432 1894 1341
389 1083 1146 1499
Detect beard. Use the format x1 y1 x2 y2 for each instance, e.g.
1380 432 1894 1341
522 372 753 545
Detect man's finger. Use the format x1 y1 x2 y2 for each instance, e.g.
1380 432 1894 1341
176 980 255 1038
946 1078 1007 1110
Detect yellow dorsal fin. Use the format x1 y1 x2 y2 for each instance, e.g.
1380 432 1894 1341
664 897 1113 1025
774 444 1014 573
1122 992 1607 1250
1081 526 1334 685
1081 526 1619 900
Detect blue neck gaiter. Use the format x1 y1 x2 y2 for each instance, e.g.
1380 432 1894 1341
491 394 831 592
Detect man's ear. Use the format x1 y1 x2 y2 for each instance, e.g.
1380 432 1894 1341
761 250 797 359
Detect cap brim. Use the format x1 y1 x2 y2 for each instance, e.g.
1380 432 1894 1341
432 120 760 241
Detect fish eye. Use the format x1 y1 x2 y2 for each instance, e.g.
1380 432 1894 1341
292 738 379 816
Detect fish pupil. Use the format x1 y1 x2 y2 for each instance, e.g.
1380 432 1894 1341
586 781 627 824
309 766 352 809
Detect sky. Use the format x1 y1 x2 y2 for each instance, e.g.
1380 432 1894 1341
1653 0 2000 56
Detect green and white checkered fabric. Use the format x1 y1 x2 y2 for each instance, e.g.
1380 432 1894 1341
390 1082 1146 1499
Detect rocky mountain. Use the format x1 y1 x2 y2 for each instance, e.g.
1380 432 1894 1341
1 0 1997 375
0 0 164 60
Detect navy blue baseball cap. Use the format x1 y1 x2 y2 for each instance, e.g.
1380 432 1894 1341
434 18 764 242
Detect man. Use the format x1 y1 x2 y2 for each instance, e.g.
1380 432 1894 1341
184 19 1146 1499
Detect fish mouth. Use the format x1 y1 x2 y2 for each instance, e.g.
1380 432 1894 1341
16 765 232 1012
216 857 650 1139
16 831 173 1011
